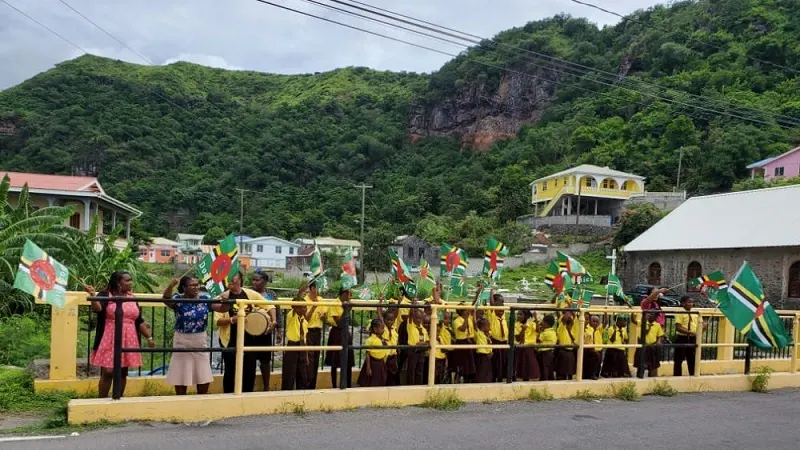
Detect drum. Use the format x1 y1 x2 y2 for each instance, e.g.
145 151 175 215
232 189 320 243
245 309 273 336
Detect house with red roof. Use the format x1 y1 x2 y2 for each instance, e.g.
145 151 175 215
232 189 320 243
2 171 142 247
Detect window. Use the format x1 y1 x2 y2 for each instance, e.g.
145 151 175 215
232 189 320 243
276 246 282 254
775 166 785 177
289 247 294 255
789 261 800 298
601 179 617 189
256 245 263 253
160 249 171 257
69 213 81 229
686 261 702 292
585 177 593 187
541 181 547 192
647 262 662 286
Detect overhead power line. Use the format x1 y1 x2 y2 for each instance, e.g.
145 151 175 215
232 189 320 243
320 0 800 129
569 0 800 76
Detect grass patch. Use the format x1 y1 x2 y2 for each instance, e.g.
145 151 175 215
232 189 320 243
526 387 554 402
419 390 464 411
649 381 678 397
292 403 308 418
139 379 174 397
371 402 402 409
571 389 606 401
750 366 773 393
614 382 640 401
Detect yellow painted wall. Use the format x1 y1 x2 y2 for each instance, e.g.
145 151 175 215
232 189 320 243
67 373 800 424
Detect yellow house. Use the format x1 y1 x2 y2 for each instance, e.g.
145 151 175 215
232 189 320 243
529 164 645 222
3 171 142 248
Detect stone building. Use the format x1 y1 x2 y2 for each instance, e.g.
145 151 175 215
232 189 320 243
622 185 800 308
390 235 439 268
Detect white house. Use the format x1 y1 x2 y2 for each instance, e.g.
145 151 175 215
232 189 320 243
177 233 204 251
243 236 300 269
293 237 361 256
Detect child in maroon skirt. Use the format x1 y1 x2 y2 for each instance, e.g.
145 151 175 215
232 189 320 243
358 319 389 387
537 315 557 381
515 310 541 381
451 307 476 382
380 310 400 386
474 317 493 383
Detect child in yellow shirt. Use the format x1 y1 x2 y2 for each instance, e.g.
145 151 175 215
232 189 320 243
633 312 664 377
435 312 452 384
537 315 557 381
601 315 631 378
381 310 400 386
357 319 388 387
405 309 429 385
474 317 493 383
514 310 541 381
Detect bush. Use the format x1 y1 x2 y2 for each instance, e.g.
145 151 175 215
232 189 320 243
420 389 464 411
614 382 640 401
0 314 50 366
649 381 678 397
0 367 74 413
750 366 773 393
527 387 554 402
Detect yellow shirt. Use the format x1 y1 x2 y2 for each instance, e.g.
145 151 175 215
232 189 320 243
382 325 399 356
285 309 308 343
644 322 664 345
514 321 538 345
326 298 344 327
607 326 628 349
476 331 492 355
365 335 389 361
488 313 509 342
538 328 557 352
675 312 697 335
303 295 326 329
392 296 412 318
584 325 604 348
435 327 451 360
407 321 429 345
214 311 231 348
453 315 475 340
557 321 580 346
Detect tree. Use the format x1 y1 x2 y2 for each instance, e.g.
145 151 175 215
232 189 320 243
613 204 667 248
0 176 78 316
203 227 226 245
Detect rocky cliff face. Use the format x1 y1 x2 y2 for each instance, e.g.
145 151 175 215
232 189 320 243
408 67 562 150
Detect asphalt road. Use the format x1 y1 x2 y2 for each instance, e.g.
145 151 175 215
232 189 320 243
4 389 799 449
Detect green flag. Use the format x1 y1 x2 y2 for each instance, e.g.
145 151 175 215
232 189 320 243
573 289 593 309
689 271 727 303
13 239 69 308
417 258 436 292
340 247 357 290
441 244 468 278
556 251 587 276
197 233 241 298
606 273 622 297
545 260 571 294
449 275 468 297
308 242 328 289
389 249 412 284
482 237 509 280
718 262 789 349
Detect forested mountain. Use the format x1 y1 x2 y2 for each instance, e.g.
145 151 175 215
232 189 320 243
1 0 799 263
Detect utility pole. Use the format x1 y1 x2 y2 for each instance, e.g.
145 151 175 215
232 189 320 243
354 184 373 284
236 188 245 254
676 146 684 191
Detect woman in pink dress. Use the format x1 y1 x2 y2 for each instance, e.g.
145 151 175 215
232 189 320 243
86 271 154 398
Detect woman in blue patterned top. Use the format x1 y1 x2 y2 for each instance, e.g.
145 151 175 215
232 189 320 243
163 276 230 395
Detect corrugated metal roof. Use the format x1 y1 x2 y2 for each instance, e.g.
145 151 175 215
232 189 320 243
2 171 102 192
746 145 800 169
531 164 645 185
625 185 800 252
150 237 180 246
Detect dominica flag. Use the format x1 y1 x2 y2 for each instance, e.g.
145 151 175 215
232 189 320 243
718 262 789 349
309 242 327 289
482 237 509 280
545 260 572 293
357 286 372 300
13 239 68 308
389 249 412 284
689 271 727 302
606 273 623 297
197 233 240 298
572 288 593 308
440 244 468 278
340 247 358 290
449 275 468 297
417 258 436 292
557 251 590 279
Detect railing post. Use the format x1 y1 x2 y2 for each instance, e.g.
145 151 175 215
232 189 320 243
627 315 641 367
49 292 80 380
427 305 438 386
507 308 516 383
636 315 646 379
791 315 799 373
233 303 246 395
744 342 752 375
340 302 351 390
717 316 735 361
112 298 123 400
576 312 585 382
694 314 703 376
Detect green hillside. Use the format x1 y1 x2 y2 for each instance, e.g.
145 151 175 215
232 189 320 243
1 0 799 267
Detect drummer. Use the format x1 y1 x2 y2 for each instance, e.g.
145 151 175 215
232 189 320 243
217 272 273 393
250 269 279 391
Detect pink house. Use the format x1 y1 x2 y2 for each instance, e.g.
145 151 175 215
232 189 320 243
748 145 800 181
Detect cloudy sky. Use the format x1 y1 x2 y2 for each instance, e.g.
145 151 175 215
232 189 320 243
0 0 663 90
